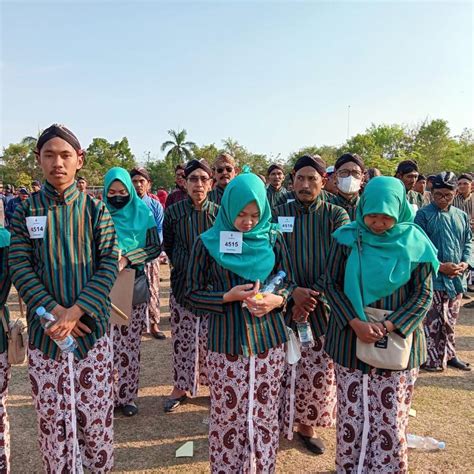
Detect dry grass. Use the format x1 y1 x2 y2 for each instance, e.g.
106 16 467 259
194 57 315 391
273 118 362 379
6 266 474 473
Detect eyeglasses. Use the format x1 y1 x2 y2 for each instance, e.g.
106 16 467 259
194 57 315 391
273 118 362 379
176 173 185 179
432 192 454 201
188 176 210 183
215 166 234 174
337 169 362 179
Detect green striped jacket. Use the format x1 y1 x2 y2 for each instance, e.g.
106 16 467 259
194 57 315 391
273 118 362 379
186 232 296 357
324 241 433 373
273 196 350 338
163 198 220 306
8 181 119 360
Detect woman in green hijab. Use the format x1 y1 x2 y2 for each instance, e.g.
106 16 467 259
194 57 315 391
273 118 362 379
324 176 439 473
187 170 295 474
103 167 160 417
0 215 12 471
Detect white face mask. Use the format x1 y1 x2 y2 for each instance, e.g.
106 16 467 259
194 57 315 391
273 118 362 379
337 176 361 194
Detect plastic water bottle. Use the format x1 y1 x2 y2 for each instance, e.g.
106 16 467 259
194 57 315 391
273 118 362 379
296 321 314 349
242 271 286 309
407 434 445 450
36 307 77 353
256 271 286 298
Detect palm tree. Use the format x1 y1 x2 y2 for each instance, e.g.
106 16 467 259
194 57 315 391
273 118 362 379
160 129 196 167
222 137 244 157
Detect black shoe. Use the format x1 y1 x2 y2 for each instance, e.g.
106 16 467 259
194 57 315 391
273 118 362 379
464 300 474 309
122 403 138 417
297 433 325 455
447 358 471 371
421 365 443 372
152 330 166 340
164 395 187 413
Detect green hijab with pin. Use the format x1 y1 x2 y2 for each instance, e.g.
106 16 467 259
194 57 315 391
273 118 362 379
200 167 277 282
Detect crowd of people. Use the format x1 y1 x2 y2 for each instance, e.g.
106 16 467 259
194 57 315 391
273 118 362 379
0 123 472 473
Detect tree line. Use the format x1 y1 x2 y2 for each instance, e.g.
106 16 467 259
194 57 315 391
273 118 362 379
1 119 472 190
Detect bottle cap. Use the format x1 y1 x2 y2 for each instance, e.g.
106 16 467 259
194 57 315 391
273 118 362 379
438 442 446 449
276 271 286 278
36 306 46 316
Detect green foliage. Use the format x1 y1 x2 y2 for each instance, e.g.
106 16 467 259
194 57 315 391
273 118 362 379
0 138 41 186
161 129 196 168
146 158 176 191
1 120 472 191
82 137 137 185
191 143 220 164
287 145 340 169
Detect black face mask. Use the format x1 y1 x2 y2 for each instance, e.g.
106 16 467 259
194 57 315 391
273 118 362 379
108 195 130 209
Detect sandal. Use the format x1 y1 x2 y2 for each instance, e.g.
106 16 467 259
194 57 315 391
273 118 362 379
164 395 187 413
297 433 325 455
122 403 138 417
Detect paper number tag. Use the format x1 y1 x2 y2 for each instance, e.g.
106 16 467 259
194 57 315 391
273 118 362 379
219 231 243 254
26 216 47 239
278 216 295 233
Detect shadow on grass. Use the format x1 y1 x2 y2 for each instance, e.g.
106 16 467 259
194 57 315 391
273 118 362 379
456 336 474 351
417 373 474 390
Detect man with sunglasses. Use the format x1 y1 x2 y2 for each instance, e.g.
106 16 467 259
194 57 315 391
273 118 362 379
208 153 237 205
326 153 364 220
163 159 219 412
165 164 187 207
415 172 473 372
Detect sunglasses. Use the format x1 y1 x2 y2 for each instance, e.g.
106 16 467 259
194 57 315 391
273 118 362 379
215 166 234 174
187 176 210 183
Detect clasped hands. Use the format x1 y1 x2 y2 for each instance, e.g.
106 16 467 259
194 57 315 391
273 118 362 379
223 281 284 317
45 304 91 340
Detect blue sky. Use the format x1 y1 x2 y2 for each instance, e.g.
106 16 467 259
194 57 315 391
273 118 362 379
1 1 472 162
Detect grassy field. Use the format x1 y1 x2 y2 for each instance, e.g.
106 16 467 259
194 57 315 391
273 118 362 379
6 265 474 473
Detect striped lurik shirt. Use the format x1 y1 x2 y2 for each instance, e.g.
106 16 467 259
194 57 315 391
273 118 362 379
453 192 474 223
186 232 296 357
208 185 225 205
323 241 433 373
407 189 425 210
8 181 119 360
273 196 350 338
0 247 10 354
326 193 360 221
266 185 288 209
163 198 220 305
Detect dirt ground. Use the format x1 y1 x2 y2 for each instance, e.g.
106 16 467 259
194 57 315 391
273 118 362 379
6 264 474 473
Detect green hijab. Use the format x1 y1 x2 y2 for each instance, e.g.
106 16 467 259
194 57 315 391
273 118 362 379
103 167 156 254
333 176 439 321
200 170 276 282
0 227 9 248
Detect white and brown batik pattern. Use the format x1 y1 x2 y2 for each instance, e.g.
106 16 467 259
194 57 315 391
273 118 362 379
280 335 336 438
144 259 160 329
170 295 208 395
424 291 462 369
207 346 285 474
0 352 11 474
334 364 417 474
28 336 114 474
113 302 148 407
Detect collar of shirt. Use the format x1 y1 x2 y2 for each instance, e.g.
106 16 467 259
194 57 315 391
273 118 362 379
43 181 80 205
185 196 211 212
294 194 322 214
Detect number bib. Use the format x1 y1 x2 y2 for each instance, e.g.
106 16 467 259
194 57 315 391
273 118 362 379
26 216 47 239
278 216 295 233
219 231 243 254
